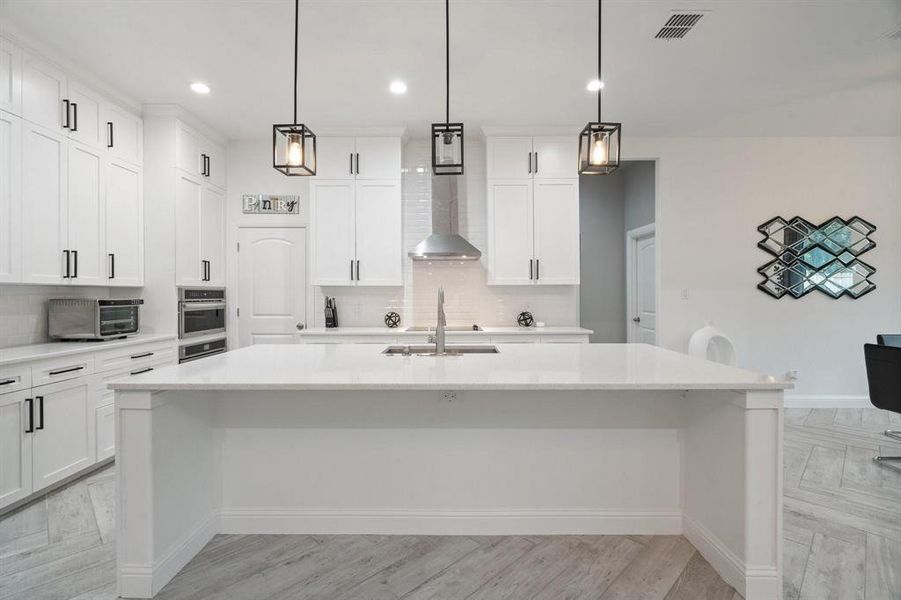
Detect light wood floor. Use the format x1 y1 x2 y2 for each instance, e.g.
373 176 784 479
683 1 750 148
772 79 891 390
1 407 899 600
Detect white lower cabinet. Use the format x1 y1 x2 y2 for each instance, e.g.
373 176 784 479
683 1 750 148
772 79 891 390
0 390 32 506
95 403 115 461
30 377 95 491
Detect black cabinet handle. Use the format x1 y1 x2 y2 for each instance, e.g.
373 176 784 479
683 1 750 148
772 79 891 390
48 365 84 376
62 99 70 129
63 250 71 278
528 152 532 174
536 259 540 280
35 396 44 430
355 153 360 175
350 259 354 281
72 250 78 278
130 367 153 376
107 121 114 148
534 151 538 173
109 253 115 279
25 398 33 433
529 259 533 280
130 352 154 360
0 378 16 386
350 153 353 175
206 260 211 281
71 103 78 132
205 155 211 177
356 260 360 281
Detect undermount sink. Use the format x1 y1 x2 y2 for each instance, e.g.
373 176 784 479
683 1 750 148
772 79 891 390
403 325 483 332
382 344 500 356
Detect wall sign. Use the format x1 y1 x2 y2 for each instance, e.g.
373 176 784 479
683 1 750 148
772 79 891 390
242 194 300 215
757 216 876 299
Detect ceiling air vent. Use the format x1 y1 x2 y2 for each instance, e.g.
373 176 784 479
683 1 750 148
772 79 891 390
655 13 704 39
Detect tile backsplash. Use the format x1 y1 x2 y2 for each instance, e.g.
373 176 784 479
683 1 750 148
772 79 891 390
315 139 579 329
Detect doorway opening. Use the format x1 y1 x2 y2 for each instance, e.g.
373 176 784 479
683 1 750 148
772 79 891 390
578 161 657 344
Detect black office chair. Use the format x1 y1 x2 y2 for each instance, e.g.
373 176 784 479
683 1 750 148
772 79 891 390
864 343 901 472
877 334 901 348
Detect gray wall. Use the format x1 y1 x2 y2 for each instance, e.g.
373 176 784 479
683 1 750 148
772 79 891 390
624 161 656 233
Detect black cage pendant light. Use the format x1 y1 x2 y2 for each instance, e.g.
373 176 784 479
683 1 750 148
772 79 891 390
432 0 464 175
273 0 316 176
578 0 621 175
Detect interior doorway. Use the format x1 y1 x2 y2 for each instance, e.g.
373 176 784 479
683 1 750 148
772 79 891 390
626 224 656 344
236 227 307 347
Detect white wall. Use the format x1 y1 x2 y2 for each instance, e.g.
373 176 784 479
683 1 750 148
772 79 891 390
624 162 656 233
628 136 901 403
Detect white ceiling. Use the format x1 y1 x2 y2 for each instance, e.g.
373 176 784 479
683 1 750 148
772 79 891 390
2 0 900 140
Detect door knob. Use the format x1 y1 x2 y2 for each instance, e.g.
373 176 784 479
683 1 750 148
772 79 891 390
632 317 641 323
296 322 305 330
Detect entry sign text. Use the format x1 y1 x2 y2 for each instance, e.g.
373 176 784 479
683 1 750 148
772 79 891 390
242 194 300 215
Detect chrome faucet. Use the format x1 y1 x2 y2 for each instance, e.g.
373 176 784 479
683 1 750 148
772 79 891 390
427 287 447 354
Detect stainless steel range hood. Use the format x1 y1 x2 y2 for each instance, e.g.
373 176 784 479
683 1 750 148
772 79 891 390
408 175 482 261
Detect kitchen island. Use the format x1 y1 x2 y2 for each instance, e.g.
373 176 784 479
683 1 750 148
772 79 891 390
111 343 788 600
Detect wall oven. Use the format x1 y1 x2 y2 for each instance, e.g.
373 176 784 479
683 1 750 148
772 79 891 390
179 337 227 363
49 299 143 341
178 288 226 339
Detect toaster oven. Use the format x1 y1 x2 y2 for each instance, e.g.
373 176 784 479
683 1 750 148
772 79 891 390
48 299 143 341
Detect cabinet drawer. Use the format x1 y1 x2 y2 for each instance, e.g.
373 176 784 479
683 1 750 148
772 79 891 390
539 335 590 343
31 355 94 387
94 356 175 408
489 335 539 343
0 365 32 395
93 341 175 373
299 335 396 344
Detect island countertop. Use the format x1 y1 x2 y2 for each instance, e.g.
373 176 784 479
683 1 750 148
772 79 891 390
110 343 790 392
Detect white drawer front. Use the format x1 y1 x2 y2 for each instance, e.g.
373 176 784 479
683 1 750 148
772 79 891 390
31 355 94 387
94 355 176 408
299 335 397 344
489 335 539 343
539 334 590 343
93 341 176 373
0 365 32 395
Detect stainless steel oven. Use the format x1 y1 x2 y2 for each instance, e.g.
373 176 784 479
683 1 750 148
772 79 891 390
179 337 227 363
49 299 143 341
178 288 226 339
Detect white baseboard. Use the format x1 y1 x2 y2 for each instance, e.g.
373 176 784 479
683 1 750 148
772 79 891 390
219 508 683 536
118 512 217 599
683 514 780 600
783 395 869 409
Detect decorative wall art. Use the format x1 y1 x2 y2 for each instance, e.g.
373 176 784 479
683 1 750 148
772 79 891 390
756 216 876 299
242 194 300 215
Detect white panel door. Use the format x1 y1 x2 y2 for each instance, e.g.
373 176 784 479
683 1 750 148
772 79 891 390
31 378 94 491
486 137 533 180
354 137 401 180
106 159 143 286
0 36 22 115
67 142 106 285
175 172 203 286
354 180 402 286
310 180 356 286
101 102 142 164
237 228 307 346
532 137 578 179
175 120 202 176
628 229 657 344
66 82 102 149
487 180 533 285
22 122 67 284
0 390 32 507
200 184 225 285
22 54 66 131
314 136 355 179
533 179 580 285
0 111 21 283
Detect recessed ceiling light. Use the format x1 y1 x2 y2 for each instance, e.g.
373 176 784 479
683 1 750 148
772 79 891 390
389 80 407 95
190 82 211 95
586 79 605 92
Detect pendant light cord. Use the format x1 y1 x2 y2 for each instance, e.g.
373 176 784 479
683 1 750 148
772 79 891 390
597 0 602 122
445 0 450 125
293 0 299 123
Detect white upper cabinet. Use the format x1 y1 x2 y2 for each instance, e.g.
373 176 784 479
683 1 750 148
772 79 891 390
354 137 401 180
486 134 580 285
101 102 142 165
201 138 226 189
174 172 203 287
22 54 66 131
0 37 22 116
105 159 143 286
0 111 22 283
176 119 225 188
314 136 355 179
22 122 67 284
310 180 356 286
200 185 225 286
354 180 402 286
66 81 103 149
66 142 106 285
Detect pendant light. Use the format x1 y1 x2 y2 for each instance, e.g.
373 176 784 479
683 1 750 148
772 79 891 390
432 0 464 175
273 0 316 176
578 0 621 175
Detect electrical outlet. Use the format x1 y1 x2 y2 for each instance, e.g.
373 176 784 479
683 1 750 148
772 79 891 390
681 288 690 300
442 391 457 401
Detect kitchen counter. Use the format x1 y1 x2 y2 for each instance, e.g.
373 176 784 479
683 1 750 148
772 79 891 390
0 333 177 367
296 326 594 336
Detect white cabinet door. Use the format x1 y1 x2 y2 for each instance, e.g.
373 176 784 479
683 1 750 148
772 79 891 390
0 390 32 508
31 378 94 491
354 180 402 286
533 179 580 285
175 172 203 286
200 184 225 285
201 138 226 189
0 36 22 116
0 111 21 283
106 159 143 286
66 81 102 149
95 404 114 461
487 137 533 180
67 142 106 285
355 137 401 180
101 102 142 165
22 122 67 284
175 120 202 176
487 180 534 285
22 54 66 131
310 180 356 286
532 137 578 179
314 136 355 179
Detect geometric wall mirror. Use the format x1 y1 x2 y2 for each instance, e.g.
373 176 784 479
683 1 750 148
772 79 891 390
757 216 877 299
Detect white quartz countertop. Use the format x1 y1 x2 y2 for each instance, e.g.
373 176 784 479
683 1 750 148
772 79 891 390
0 334 177 367
296 326 593 336
110 343 790 392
